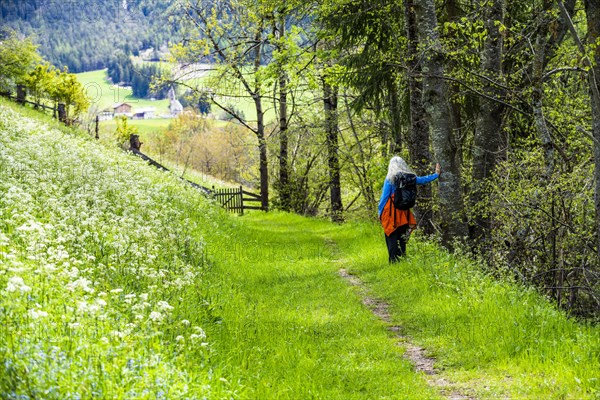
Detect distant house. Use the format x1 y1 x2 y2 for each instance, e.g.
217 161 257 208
133 107 156 120
98 108 114 121
113 102 133 116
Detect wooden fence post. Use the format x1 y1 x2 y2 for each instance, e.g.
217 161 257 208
95 115 99 139
16 85 26 105
240 185 244 215
130 134 142 151
57 103 67 124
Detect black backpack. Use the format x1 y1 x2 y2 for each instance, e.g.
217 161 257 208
392 173 417 210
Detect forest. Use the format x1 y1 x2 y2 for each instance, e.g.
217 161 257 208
0 0 180 72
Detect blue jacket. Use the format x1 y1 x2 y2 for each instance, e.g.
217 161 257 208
377 173 439 218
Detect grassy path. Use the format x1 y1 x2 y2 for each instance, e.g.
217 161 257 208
202 213 441 399
205 212 599 399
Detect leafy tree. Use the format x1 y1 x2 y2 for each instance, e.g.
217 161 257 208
22 62 56 106
414 0 467 245
113 115 139 148
48 68 90 121
172 0 276 211
0 28 41 92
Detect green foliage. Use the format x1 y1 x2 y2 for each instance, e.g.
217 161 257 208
22 62 56 105
2 99 599 398
50 68 90 119
179 90 211 115
336 221 600 398
113 115 139 147
0 28 41 92
473 146 599 318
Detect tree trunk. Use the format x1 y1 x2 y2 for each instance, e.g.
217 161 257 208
58 103 67 124
278 18 291 211
533 2 555 179
323 79 344 223
445 0 465 176
471 0 506 242
253 27 269 211
16 85 26 105
584 0 600 259
388 76 403 154
404 0 434 235
414 0 467 245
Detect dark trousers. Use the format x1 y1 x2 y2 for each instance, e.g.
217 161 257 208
385 225 409 263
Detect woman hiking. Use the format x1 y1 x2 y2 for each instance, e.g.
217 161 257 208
378 156 441 262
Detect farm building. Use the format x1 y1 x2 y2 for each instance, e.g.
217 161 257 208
133 107 156 120
98 108 114 121
113 102 133 116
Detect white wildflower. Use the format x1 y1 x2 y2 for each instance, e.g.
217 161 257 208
28 309 49 319
156 301 174 312
176 335 185 342
43 263 57 272
149 311 163 322
111 330 125 339
193 326 206 338
181 319 190 326
67 277 94 293
77 301 88 312
190 333 202 342
6 276 31 293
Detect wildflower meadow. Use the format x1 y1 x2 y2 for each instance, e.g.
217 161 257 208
0 104 233 398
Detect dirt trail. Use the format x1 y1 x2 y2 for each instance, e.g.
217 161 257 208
338 268 475 400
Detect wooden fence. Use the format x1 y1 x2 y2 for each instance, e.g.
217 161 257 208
130 136 262 214
212 186 263 214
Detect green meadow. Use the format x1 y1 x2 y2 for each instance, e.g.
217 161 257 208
1 99 598 399
77 69 171 115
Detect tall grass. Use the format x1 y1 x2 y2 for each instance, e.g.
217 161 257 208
334 222 600 398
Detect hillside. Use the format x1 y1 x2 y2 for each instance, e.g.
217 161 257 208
0 100 599 398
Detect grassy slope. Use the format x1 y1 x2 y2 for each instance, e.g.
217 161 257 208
1 100 598 399
204 213 438 399
0 100 234 397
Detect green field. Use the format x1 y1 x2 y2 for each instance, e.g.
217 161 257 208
76 69 171 115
